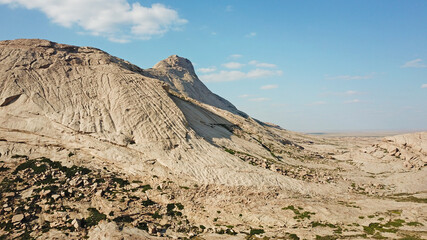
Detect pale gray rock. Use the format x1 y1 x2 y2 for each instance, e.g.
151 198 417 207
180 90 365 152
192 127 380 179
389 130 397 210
12 214 24 223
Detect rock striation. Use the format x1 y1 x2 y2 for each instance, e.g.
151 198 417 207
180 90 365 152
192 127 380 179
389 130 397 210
0 39 426 240
144 55 247 117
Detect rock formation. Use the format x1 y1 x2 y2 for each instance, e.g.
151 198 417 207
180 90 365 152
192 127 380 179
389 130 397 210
0 39 425 240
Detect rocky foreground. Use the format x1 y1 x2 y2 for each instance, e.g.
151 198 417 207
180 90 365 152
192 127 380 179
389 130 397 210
0 39 426 239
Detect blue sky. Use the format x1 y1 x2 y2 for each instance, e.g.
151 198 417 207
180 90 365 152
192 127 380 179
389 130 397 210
1 0 426 132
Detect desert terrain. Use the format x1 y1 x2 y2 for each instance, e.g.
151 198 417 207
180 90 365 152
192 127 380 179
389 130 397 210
0 39 426 240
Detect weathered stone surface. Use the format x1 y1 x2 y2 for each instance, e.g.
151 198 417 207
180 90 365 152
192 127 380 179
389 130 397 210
0 39 426 240
12 214 24 223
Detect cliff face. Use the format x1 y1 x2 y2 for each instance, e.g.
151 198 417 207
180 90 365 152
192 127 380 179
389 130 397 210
0 39 426 240
0 39 308 191
0 39 188 146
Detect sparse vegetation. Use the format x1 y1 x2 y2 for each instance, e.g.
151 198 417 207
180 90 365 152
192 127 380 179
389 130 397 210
315 235 337 240
11 154 28 159
113 215 133 223
85 208 106 227
112 177 130 187
224 147 236 155
407 221 423 226
282 205 315 220
249 228 265 235
0 156 193 239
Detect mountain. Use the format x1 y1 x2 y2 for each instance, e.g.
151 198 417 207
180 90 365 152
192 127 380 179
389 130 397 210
0 39 426 240
144 54 247 117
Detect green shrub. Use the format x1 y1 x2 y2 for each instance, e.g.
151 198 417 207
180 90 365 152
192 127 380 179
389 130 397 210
142 199 156 207
249 228 264 235
152 211 162 219
137 222 148 231
85 208 106 227
13 160 48 174
175 203 184 210
113 215 133 223
315 235 338 240
224 148 235 155
288 233 300 240
112 177 129 187
139 184 152 192
0 166 9 172
407 222 423 227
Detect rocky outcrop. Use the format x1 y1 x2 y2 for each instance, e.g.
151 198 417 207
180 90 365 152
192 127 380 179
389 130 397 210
1 39 426 240
0 39 310 192
144 55 247 117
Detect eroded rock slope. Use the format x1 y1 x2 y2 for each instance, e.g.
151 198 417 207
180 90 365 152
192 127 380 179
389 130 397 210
0 39 426 240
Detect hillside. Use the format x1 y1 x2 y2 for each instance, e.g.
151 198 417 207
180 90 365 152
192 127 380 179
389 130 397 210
0 39 426 240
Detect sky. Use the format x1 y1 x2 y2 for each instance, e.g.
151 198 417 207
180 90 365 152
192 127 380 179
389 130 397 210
0 0 426 132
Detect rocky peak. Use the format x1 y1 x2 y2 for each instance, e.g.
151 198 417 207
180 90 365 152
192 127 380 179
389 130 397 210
153 55 195 74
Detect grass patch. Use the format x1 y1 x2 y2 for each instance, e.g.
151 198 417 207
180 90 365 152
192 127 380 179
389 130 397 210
407 221 423 227
249 228 264 235
372 232 387 239
388 209 402 215
224 148 236 155
395 196 427 204
383 219 405 228
315 235 337 240
311 221 337 228
363 222 400 235
282 205 315 220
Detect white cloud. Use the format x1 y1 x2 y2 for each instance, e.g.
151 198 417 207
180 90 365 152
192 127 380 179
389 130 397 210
325 74 373 80
239 94 251 98
0 0 187 42
225 5 233 12
246 32 256 38
201 70 246 82
345 99 361 104
344 90 360 95
246 69 283 78
260 84 278 90
249 60 277 68
311 101 326 105
421 84 427 88
200 69 282 82
222 62 245 69
249 98 270 102
229 54 242 59
323 90 363 96
197 67 217 73
402 59 427 68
